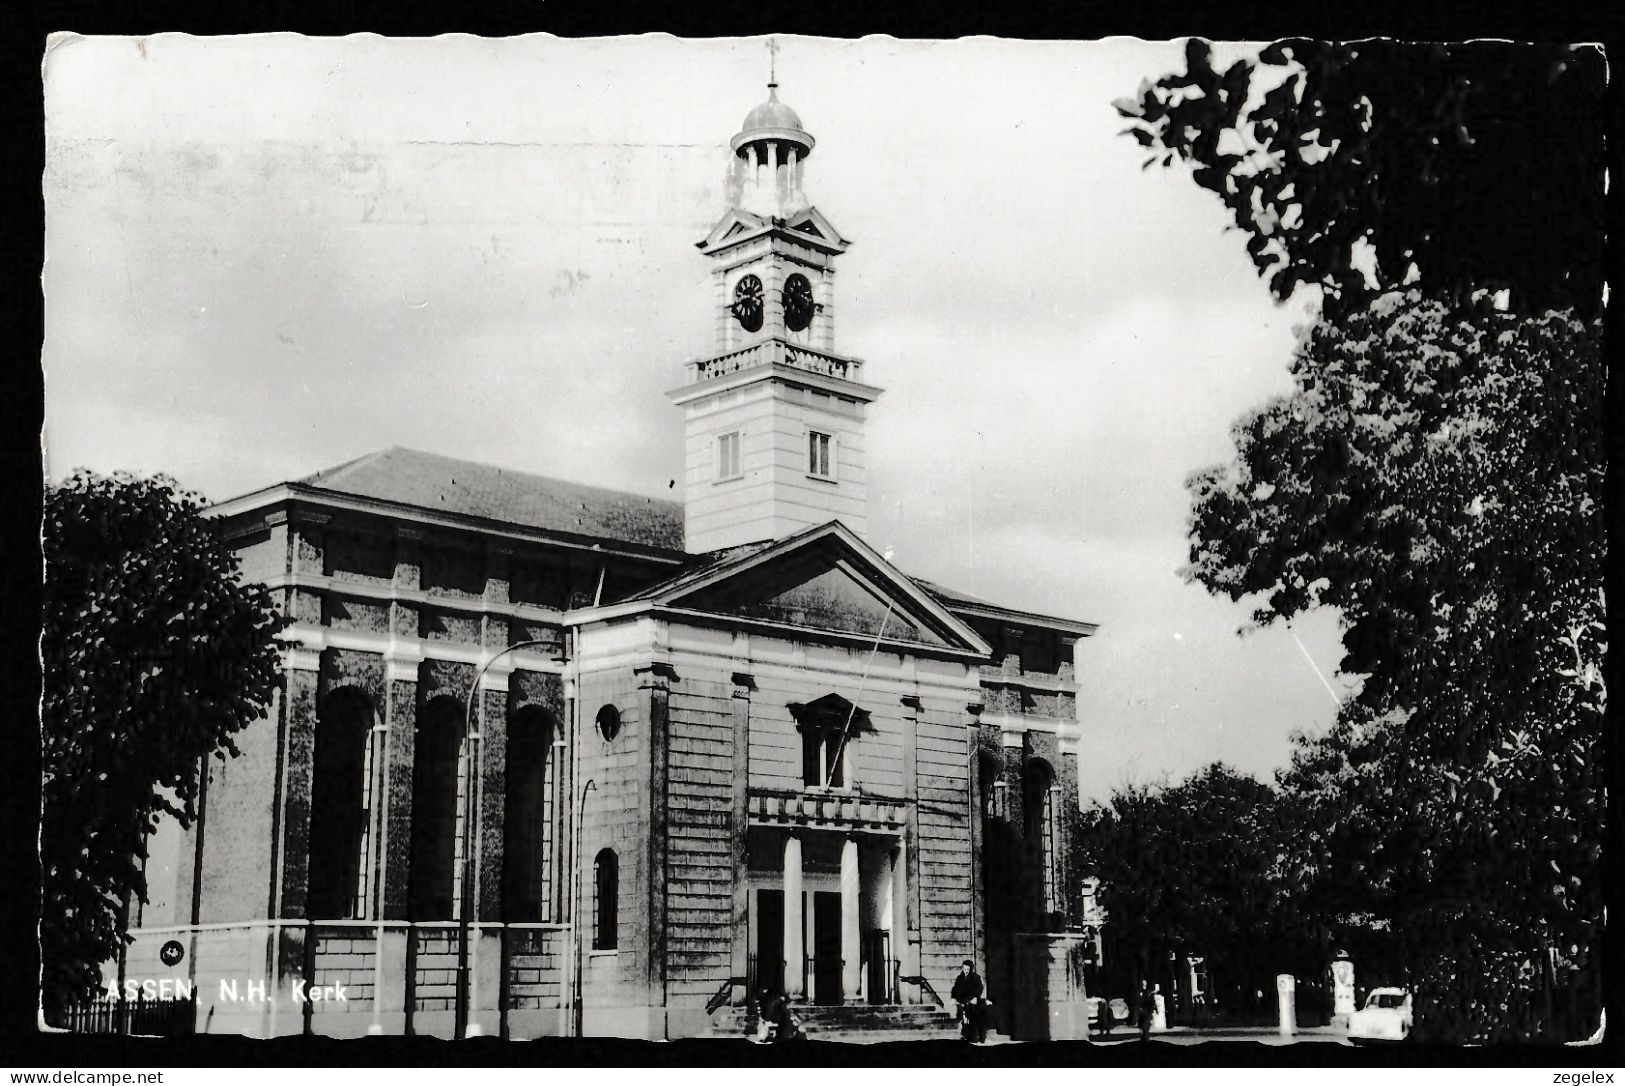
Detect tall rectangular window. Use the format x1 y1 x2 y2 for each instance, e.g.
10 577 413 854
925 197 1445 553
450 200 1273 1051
1040 785 1059 919
717 432 740 479
807 430 832 478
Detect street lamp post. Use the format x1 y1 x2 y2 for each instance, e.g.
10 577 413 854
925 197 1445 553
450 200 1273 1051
568 777 598 1037
457 638 560 1040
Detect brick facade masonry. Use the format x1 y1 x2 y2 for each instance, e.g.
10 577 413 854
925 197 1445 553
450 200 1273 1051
125 496 1088 1040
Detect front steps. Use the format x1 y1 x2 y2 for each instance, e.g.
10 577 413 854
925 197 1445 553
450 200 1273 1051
706 1001 962 1043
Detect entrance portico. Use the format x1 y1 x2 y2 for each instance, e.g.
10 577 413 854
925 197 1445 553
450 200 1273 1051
745 794 909 1006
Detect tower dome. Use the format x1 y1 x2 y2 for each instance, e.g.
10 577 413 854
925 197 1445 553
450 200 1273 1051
741 90 803 132
730 84 815 161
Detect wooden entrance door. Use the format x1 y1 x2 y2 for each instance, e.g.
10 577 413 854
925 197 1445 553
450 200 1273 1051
812 891 842 1005
755 890 784 996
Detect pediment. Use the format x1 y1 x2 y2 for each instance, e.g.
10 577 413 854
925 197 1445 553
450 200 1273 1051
698 208 769 251
651 523 990 654
789 692 872 734
782 206 847 248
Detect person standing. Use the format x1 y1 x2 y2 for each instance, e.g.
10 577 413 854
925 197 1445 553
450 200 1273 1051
951 959 988 1043
1137 980 1155 1042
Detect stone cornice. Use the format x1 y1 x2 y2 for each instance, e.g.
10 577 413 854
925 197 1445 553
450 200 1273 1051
253 570 571 626
948 599 1099 639
978 669 1079 695
667 358 882 407
277 623 563 675
980 711 1083 741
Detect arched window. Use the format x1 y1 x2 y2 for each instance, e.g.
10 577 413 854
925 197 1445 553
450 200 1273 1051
410 697 462 921
504 706 557 923
1024 759 1060 924
592 848 618 951
978 750 1004 822
308 688 376 919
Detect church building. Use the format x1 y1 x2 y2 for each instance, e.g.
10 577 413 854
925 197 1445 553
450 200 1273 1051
123 80 1100 1042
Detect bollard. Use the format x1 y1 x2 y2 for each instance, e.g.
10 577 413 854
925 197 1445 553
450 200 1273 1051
1331 955 1355 1030
1276 974 1296 1037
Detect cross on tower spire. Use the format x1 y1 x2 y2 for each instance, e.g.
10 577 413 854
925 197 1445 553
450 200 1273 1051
767 37 778 87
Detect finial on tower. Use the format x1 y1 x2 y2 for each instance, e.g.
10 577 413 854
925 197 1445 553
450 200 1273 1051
767 37 779 88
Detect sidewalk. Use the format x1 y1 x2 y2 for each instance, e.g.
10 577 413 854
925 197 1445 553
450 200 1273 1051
1092 1025 1352 1047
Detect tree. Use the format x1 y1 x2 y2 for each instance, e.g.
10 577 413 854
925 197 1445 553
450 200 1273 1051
1076 763 1311 1022
1119 39 1606 1042
1190 296 1604 1040
1114 40 1605 318
41 472 283 1008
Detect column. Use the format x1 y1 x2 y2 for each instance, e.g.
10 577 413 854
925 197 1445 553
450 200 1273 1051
889 841 907 1003
783 835 804 1000
840 837 860 1002
767 140 780 212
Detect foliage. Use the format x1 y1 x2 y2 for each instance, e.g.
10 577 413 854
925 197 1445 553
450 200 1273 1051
1114 40 1605 318
1115 38 1605 1041
1075 763 1310 1015
41 472 283 1006
1192 296 1604 1040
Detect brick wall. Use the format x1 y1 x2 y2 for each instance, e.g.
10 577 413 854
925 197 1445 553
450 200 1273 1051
914 705 974 985
505 927 566 1010
197 708 280 923
663 677 735 1003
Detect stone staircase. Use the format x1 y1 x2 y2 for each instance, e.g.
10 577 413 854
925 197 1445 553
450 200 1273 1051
706 1001 962 1043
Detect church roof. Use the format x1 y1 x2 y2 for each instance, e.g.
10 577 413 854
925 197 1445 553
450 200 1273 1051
295 446 685 551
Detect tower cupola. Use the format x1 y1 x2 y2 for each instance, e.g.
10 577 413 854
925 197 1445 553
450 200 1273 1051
730 84 815 219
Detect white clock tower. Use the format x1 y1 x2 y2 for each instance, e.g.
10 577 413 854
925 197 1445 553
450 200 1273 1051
670 83 883 554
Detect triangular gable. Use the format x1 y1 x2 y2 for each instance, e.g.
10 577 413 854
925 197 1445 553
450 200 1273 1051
698 208 769 251
650 522 991 654
783 206 847 248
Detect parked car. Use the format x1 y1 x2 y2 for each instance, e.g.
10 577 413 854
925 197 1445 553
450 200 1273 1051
1348 987 1412 1044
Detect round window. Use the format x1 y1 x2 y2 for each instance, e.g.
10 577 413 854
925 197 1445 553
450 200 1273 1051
595 704 622 743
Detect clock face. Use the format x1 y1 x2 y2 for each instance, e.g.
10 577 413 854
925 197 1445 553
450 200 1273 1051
783 273 814 333
732 274 764 333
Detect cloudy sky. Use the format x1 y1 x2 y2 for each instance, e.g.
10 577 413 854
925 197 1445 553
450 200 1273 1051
42 34 1356 804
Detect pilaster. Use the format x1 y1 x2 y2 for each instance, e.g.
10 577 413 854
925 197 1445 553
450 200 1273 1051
277 653 321 918
287 512 329 627
382 665 417 919
730 672 754 986
899 694 922 969
476 684 508 921
635 662 673 1010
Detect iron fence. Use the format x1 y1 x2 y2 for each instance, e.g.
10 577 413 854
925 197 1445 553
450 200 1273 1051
46 992 197 1037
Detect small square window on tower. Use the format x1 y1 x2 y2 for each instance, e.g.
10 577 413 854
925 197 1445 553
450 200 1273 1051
807 430 833 479
717 431 741 480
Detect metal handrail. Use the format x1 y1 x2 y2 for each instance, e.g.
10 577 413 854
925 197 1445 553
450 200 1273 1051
705 977 746 1015
900 975 945 1008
